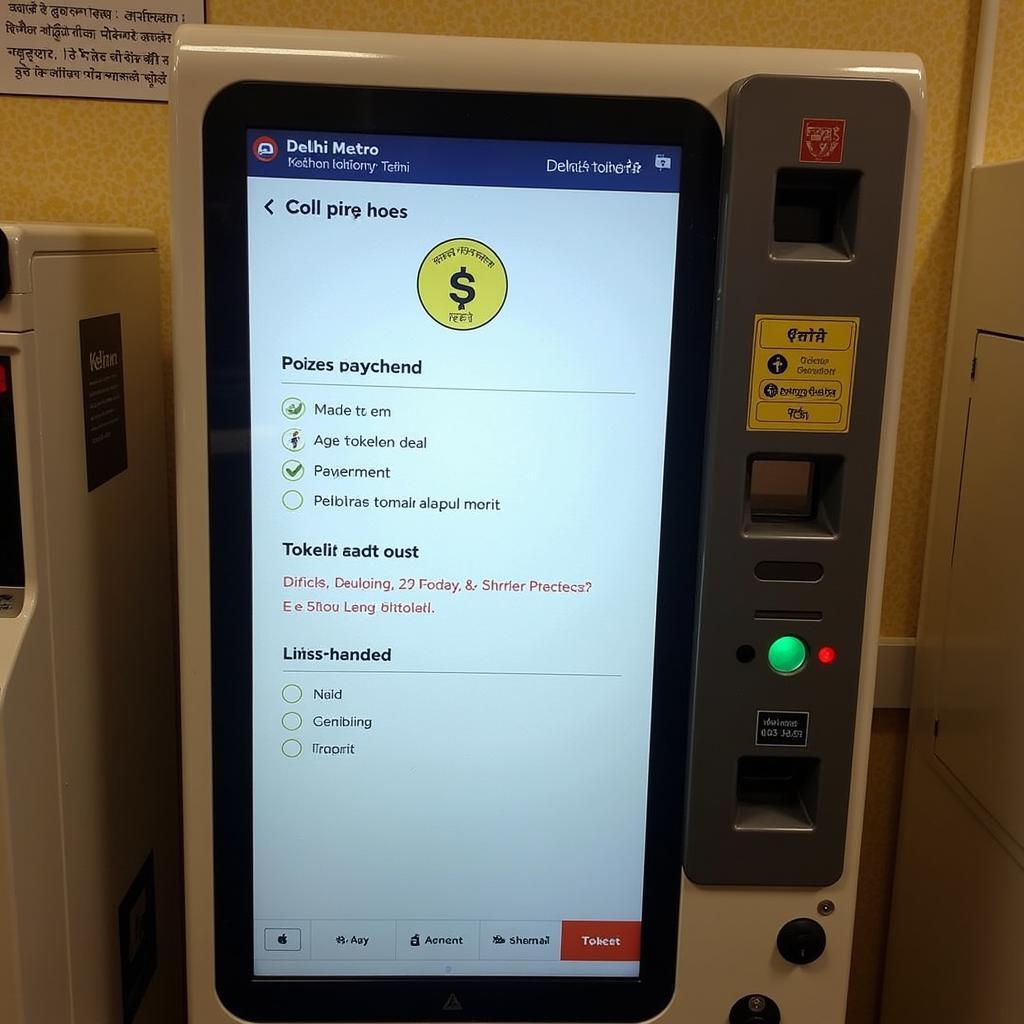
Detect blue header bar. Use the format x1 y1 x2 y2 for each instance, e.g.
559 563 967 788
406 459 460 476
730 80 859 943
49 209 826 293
247 130 681 194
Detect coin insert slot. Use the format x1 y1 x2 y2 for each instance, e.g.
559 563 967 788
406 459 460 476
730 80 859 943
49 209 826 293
772 167 860 260
754 609 823 622
754 561 824 583
735 756 819 832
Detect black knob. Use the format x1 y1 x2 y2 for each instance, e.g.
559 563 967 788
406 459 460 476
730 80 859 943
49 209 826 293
728 994 780 1024
776 917 827 965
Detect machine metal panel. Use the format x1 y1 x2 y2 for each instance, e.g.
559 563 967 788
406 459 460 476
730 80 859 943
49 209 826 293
684 74 909 886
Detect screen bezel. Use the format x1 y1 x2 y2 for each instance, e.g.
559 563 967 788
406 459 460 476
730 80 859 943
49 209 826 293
202 81 721 1023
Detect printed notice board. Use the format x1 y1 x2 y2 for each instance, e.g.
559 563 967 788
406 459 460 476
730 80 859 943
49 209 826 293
1 0 204 100
746 314 860 433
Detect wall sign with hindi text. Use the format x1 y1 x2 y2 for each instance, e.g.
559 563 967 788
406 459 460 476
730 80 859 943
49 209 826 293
1 0 204 100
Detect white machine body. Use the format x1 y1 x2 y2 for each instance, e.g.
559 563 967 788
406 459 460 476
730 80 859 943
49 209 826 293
171 27 924 1024
0 224 184 1024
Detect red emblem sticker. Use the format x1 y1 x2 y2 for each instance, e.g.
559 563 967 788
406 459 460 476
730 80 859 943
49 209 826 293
800 118 846 163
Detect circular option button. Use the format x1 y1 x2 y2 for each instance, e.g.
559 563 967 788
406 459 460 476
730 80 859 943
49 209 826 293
767 635 807 675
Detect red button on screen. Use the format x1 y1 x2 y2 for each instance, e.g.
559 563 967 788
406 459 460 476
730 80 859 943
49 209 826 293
560 921 641 961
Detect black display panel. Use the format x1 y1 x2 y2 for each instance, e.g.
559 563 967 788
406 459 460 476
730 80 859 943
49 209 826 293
203 82 721 1022
0 356 25 590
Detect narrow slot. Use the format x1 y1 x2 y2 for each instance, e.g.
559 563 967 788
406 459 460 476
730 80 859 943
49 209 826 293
754 609 823 622
754 560 824 583
735 756 819 833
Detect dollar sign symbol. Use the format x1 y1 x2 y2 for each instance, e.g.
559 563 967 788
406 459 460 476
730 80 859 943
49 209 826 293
449 266 476 310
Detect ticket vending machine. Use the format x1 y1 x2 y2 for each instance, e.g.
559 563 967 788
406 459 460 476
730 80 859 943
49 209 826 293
0 224 184 1023
171 28 923 1024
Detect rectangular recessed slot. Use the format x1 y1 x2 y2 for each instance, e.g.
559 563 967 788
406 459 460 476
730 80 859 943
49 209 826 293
735 756 820 832
772 167 861 261
754 560 824 583
750 458 814 517
754 609 823 622
745 455 842 539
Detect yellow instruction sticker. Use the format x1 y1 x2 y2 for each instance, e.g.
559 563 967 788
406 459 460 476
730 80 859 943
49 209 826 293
747 315 859 432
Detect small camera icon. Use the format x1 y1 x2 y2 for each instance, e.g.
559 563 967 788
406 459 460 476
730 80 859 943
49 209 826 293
654 153 672 170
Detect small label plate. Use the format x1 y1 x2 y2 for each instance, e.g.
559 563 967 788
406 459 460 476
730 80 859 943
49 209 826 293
800 117 846 163
755 710 810 748
79 313 128 492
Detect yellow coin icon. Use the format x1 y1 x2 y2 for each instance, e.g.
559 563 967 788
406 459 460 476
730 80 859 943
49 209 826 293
417 238 507 331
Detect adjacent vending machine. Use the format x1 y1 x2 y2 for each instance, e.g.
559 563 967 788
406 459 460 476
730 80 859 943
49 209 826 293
171 28 924 1024
883 159 1024 1023
0 224 184 1024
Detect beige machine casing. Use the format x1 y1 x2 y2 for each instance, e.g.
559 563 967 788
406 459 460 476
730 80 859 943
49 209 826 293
0 224 184 1024
170 27 925 1024
882 161 1024 1023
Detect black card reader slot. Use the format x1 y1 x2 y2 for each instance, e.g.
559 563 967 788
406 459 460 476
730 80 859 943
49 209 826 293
0 356 25 589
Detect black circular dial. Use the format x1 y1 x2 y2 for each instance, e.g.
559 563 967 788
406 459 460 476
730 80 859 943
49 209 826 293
776 917 827 965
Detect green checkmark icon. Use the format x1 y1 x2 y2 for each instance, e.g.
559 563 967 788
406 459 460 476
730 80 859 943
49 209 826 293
282 460 304 481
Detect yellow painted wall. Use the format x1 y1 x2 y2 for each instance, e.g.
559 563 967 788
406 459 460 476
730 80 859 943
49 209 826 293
986 0 1024 164
4 3 1019 1023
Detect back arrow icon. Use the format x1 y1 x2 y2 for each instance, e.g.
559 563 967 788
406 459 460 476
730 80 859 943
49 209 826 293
264 198 274 215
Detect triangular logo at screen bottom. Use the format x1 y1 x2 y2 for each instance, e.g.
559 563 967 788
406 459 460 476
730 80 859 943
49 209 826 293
443 993 463 1011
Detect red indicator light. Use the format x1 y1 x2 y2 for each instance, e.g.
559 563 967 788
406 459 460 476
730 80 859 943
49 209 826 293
0 364 7 393
817 646 837 665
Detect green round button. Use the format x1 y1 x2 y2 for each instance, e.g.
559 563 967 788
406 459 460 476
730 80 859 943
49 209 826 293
768 635 807 674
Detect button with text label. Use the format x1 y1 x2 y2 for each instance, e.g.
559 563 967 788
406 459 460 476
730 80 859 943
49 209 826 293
754 401 843 426
311 920 397 960
560 921 640 961
397 921 479 960
480 920 559 960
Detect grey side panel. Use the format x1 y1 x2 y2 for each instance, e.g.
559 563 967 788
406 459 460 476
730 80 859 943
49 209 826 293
684 75 909 886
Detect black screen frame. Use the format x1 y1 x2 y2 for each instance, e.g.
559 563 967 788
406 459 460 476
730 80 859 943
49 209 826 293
0 355 25 589
203 81 721 1023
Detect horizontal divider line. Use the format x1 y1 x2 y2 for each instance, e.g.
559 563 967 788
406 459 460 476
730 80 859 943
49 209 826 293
280 381 635 395
281 670 622 677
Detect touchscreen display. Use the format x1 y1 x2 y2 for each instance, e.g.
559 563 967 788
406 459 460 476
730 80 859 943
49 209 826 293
246 129 682 979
